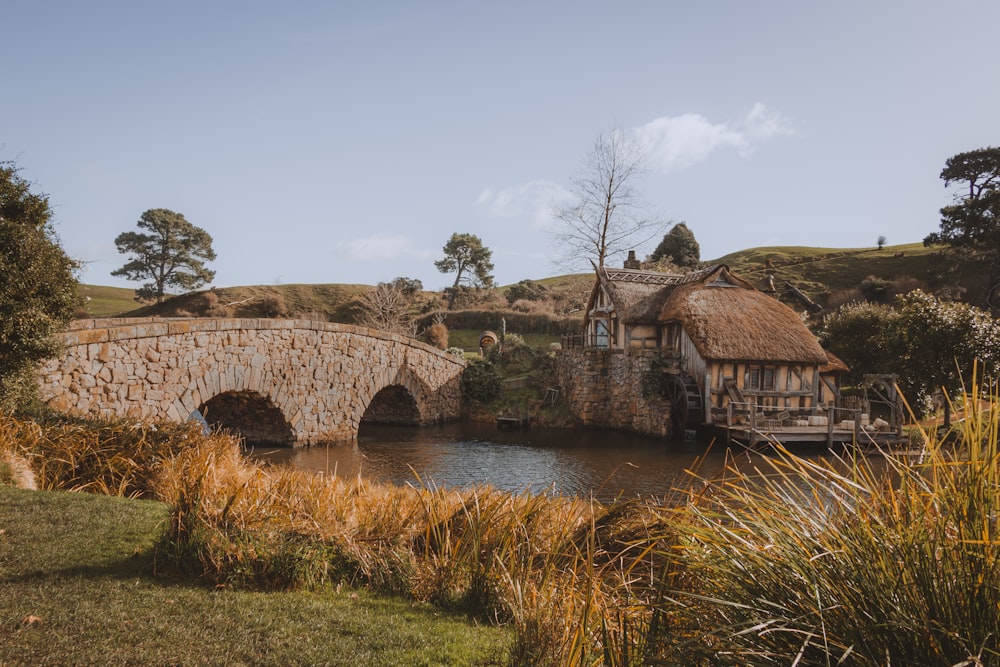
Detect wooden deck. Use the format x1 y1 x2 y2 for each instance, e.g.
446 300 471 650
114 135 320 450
713 402 907 448
714 422 906 448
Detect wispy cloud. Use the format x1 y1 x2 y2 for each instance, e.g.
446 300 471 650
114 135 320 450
333 233 432 262
476 104 792 229
632 103 794 173
475 180 574 228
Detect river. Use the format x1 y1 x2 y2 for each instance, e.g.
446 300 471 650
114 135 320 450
246 422 824 501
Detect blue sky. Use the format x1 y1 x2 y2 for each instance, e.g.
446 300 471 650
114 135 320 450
4 1 999 291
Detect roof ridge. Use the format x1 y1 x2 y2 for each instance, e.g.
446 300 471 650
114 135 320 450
603 264 719 286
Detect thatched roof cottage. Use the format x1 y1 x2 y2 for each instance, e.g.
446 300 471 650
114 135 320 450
581 262 847 431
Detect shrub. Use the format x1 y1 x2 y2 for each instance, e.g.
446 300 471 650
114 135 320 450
859 274 891 302
199 290 231 317
389 276 423 296
258 292 288 317
427 322 449 350
461 359 502 403
505 279 547 305
443 285 502 310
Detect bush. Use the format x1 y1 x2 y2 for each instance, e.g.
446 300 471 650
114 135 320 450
389 276 423 296
821 291 1000 412
199 290 231 317
258 293 288 317
505 279 547 305
859 274 891 302
443 285 502 310
460 359 502 403
427 322 449 350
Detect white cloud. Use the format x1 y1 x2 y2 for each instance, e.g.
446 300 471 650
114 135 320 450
632 103 794 173
476 180 575 228
333 233 432 262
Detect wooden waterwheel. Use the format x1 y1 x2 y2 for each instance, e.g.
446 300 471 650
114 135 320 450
663 373 704 434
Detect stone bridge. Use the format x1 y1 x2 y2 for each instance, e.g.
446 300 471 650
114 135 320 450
38 318 466 445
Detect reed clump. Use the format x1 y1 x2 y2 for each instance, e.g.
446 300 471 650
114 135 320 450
148 433 682 664
3 412 231 497
653 375 1000 665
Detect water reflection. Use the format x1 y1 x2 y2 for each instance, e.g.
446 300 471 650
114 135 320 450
248 422 774 501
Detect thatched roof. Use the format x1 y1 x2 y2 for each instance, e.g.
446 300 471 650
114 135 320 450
659 274 829 364
591 264 832 365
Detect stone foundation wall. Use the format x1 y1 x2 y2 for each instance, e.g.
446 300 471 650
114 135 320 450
39 318 465 444
555 348 673 439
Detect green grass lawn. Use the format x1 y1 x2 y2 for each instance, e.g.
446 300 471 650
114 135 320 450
0 486 510 666
78 284 140 317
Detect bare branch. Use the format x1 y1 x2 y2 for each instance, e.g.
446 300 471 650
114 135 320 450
552 130 661 271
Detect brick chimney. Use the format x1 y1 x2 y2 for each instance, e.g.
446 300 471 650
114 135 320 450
623 250 641 269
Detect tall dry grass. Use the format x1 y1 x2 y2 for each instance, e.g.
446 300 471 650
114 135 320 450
0 413 225 497
653 372 1000 665
148 433 683 665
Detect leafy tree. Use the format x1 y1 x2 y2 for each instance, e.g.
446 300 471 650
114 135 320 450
923 146 1000 305
0 162 79 407
820 300 902 384
821 291 1000 413
112 208 216 302
434 233 494 288
553 130 659 269
648 222 701 268
877 235 886 250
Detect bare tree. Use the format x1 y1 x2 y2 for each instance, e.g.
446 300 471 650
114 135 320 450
553 131 659 269
357 281 416 336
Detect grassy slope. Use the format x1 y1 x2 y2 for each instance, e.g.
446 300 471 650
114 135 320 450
0 486 509 665
711 242 964 306
77 284 140 317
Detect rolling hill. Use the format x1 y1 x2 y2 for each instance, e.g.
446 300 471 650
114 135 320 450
77 242 981 326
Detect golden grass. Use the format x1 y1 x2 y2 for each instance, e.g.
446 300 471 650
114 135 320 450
143 433 682 665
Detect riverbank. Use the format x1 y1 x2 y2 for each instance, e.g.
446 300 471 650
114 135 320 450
0 485 511 665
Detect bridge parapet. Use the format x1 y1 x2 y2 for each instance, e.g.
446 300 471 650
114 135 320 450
40 318 465 444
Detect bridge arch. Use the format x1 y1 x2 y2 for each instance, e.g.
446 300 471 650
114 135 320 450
199 390 295 446
38 318 465 444
362 385 421 426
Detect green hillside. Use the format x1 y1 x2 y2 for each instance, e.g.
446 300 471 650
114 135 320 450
78 284 140 317
78 283 375 321
711 242 983 310
77 242 980 323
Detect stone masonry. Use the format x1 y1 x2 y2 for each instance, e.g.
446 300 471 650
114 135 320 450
555 348 673 439
38 318 465 444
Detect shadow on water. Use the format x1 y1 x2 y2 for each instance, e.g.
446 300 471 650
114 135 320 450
247 422 784 501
